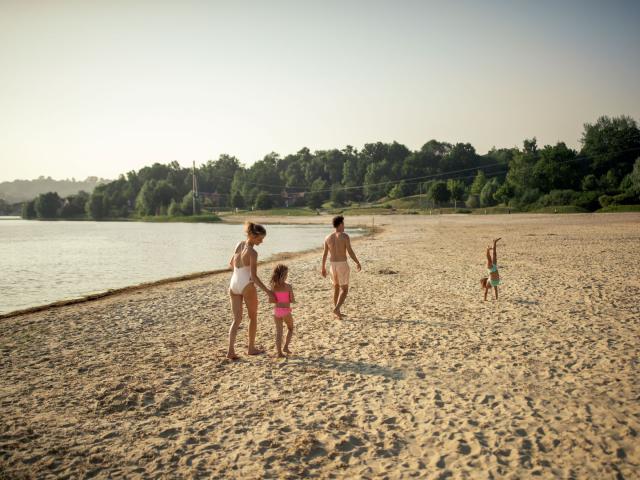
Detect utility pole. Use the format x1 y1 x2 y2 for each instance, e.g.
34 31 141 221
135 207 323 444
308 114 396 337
192 161 198 215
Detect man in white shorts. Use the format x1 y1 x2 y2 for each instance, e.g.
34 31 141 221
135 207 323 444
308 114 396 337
321 215 361 319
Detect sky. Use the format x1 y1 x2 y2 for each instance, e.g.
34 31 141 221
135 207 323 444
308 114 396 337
1 0 639 182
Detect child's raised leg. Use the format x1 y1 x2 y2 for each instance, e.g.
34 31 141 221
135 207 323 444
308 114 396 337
283 314 294 354
274 316 285 357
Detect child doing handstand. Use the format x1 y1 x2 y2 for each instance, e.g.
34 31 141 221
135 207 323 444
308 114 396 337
270 264 295 357
481 238 502 301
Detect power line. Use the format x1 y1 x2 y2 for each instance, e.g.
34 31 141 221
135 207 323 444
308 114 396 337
194 146 640 200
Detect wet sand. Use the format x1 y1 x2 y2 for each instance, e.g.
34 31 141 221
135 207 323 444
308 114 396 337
1 213 639 479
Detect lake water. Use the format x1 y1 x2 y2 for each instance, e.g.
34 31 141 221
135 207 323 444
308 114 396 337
0 220 362 315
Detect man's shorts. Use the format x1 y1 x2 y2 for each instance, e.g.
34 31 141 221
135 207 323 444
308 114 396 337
330 261 350 286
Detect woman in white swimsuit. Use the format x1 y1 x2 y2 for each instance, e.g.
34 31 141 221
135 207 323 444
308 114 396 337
227 221 274 360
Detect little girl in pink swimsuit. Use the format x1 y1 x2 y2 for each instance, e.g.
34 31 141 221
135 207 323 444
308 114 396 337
270 264 296 357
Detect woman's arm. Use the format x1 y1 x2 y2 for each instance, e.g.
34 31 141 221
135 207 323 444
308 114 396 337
250 250 275 300
229 242 242 269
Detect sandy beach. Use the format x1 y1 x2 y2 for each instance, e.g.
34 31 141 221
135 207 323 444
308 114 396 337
1 213 639 479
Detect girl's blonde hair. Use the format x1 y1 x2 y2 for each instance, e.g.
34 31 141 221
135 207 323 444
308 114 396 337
244 221 266 237
270 264 288 288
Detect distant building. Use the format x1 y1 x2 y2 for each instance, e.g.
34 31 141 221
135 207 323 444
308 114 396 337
281 190 305 207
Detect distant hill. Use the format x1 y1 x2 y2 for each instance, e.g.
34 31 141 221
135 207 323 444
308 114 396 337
0 176 109 203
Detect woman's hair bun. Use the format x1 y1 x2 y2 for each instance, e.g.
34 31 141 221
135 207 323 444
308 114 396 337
244 221 266 237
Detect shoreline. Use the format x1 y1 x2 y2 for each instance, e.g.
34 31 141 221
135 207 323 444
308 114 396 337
0 218 376 320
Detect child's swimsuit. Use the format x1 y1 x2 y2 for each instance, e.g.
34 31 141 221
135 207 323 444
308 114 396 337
488 264 502 287
274 290 292 318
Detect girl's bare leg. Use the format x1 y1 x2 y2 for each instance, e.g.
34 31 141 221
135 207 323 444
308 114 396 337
494 286 499 300
243 284 263 355
283 315 294 354
274 317 285 357
493 241 498 265
486 246 493 268
227 292 243 359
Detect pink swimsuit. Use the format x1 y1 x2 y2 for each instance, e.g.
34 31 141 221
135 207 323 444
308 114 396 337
274 291 291 318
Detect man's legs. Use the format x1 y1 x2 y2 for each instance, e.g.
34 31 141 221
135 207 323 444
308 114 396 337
333 284 341 306
333 285 349 318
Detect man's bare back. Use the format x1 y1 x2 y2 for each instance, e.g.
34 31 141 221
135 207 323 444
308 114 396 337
324 231 350 262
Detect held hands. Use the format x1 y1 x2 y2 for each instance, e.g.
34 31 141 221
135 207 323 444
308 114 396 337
266 289 276 303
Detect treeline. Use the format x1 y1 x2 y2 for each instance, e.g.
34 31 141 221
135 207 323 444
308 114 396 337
20 115 640 220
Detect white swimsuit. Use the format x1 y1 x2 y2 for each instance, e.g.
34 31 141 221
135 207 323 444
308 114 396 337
229 242 253 295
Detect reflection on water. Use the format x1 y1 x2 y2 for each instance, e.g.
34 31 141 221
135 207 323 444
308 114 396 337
0 220 362 314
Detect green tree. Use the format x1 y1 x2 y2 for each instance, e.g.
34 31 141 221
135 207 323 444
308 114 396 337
440 143 478 173
180 191 201 215
307 179 327 209
581 115 640 177
620 158 640 197
480 178 500 207
447 179 465 208
60 191 90 217
21 200 36 219
135 180 158 216
330 183 347 207
168 199 181 216
532 143 579 192
35 192 61 218
254 191 273 210
427 181 449 206
598 170 618 192
231 191 245 209
86 191 107 219
581 174 598 191
470 170 487 195
363 161 391 200
388 181 410 200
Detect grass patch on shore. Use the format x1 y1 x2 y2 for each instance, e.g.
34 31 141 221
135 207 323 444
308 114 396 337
140 214 221 223
596 204 640 213
470 206 516 215
531 205 589 214
227 208 317 216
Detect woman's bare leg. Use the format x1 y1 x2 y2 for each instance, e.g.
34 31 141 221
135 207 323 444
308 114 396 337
243 284 263 355
227 291 243 359
274 317 285 357
283 315 294 354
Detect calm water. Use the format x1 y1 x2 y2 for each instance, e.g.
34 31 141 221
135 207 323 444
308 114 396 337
0 220 362 315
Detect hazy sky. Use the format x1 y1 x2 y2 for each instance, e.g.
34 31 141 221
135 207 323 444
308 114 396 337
1 0 639 182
